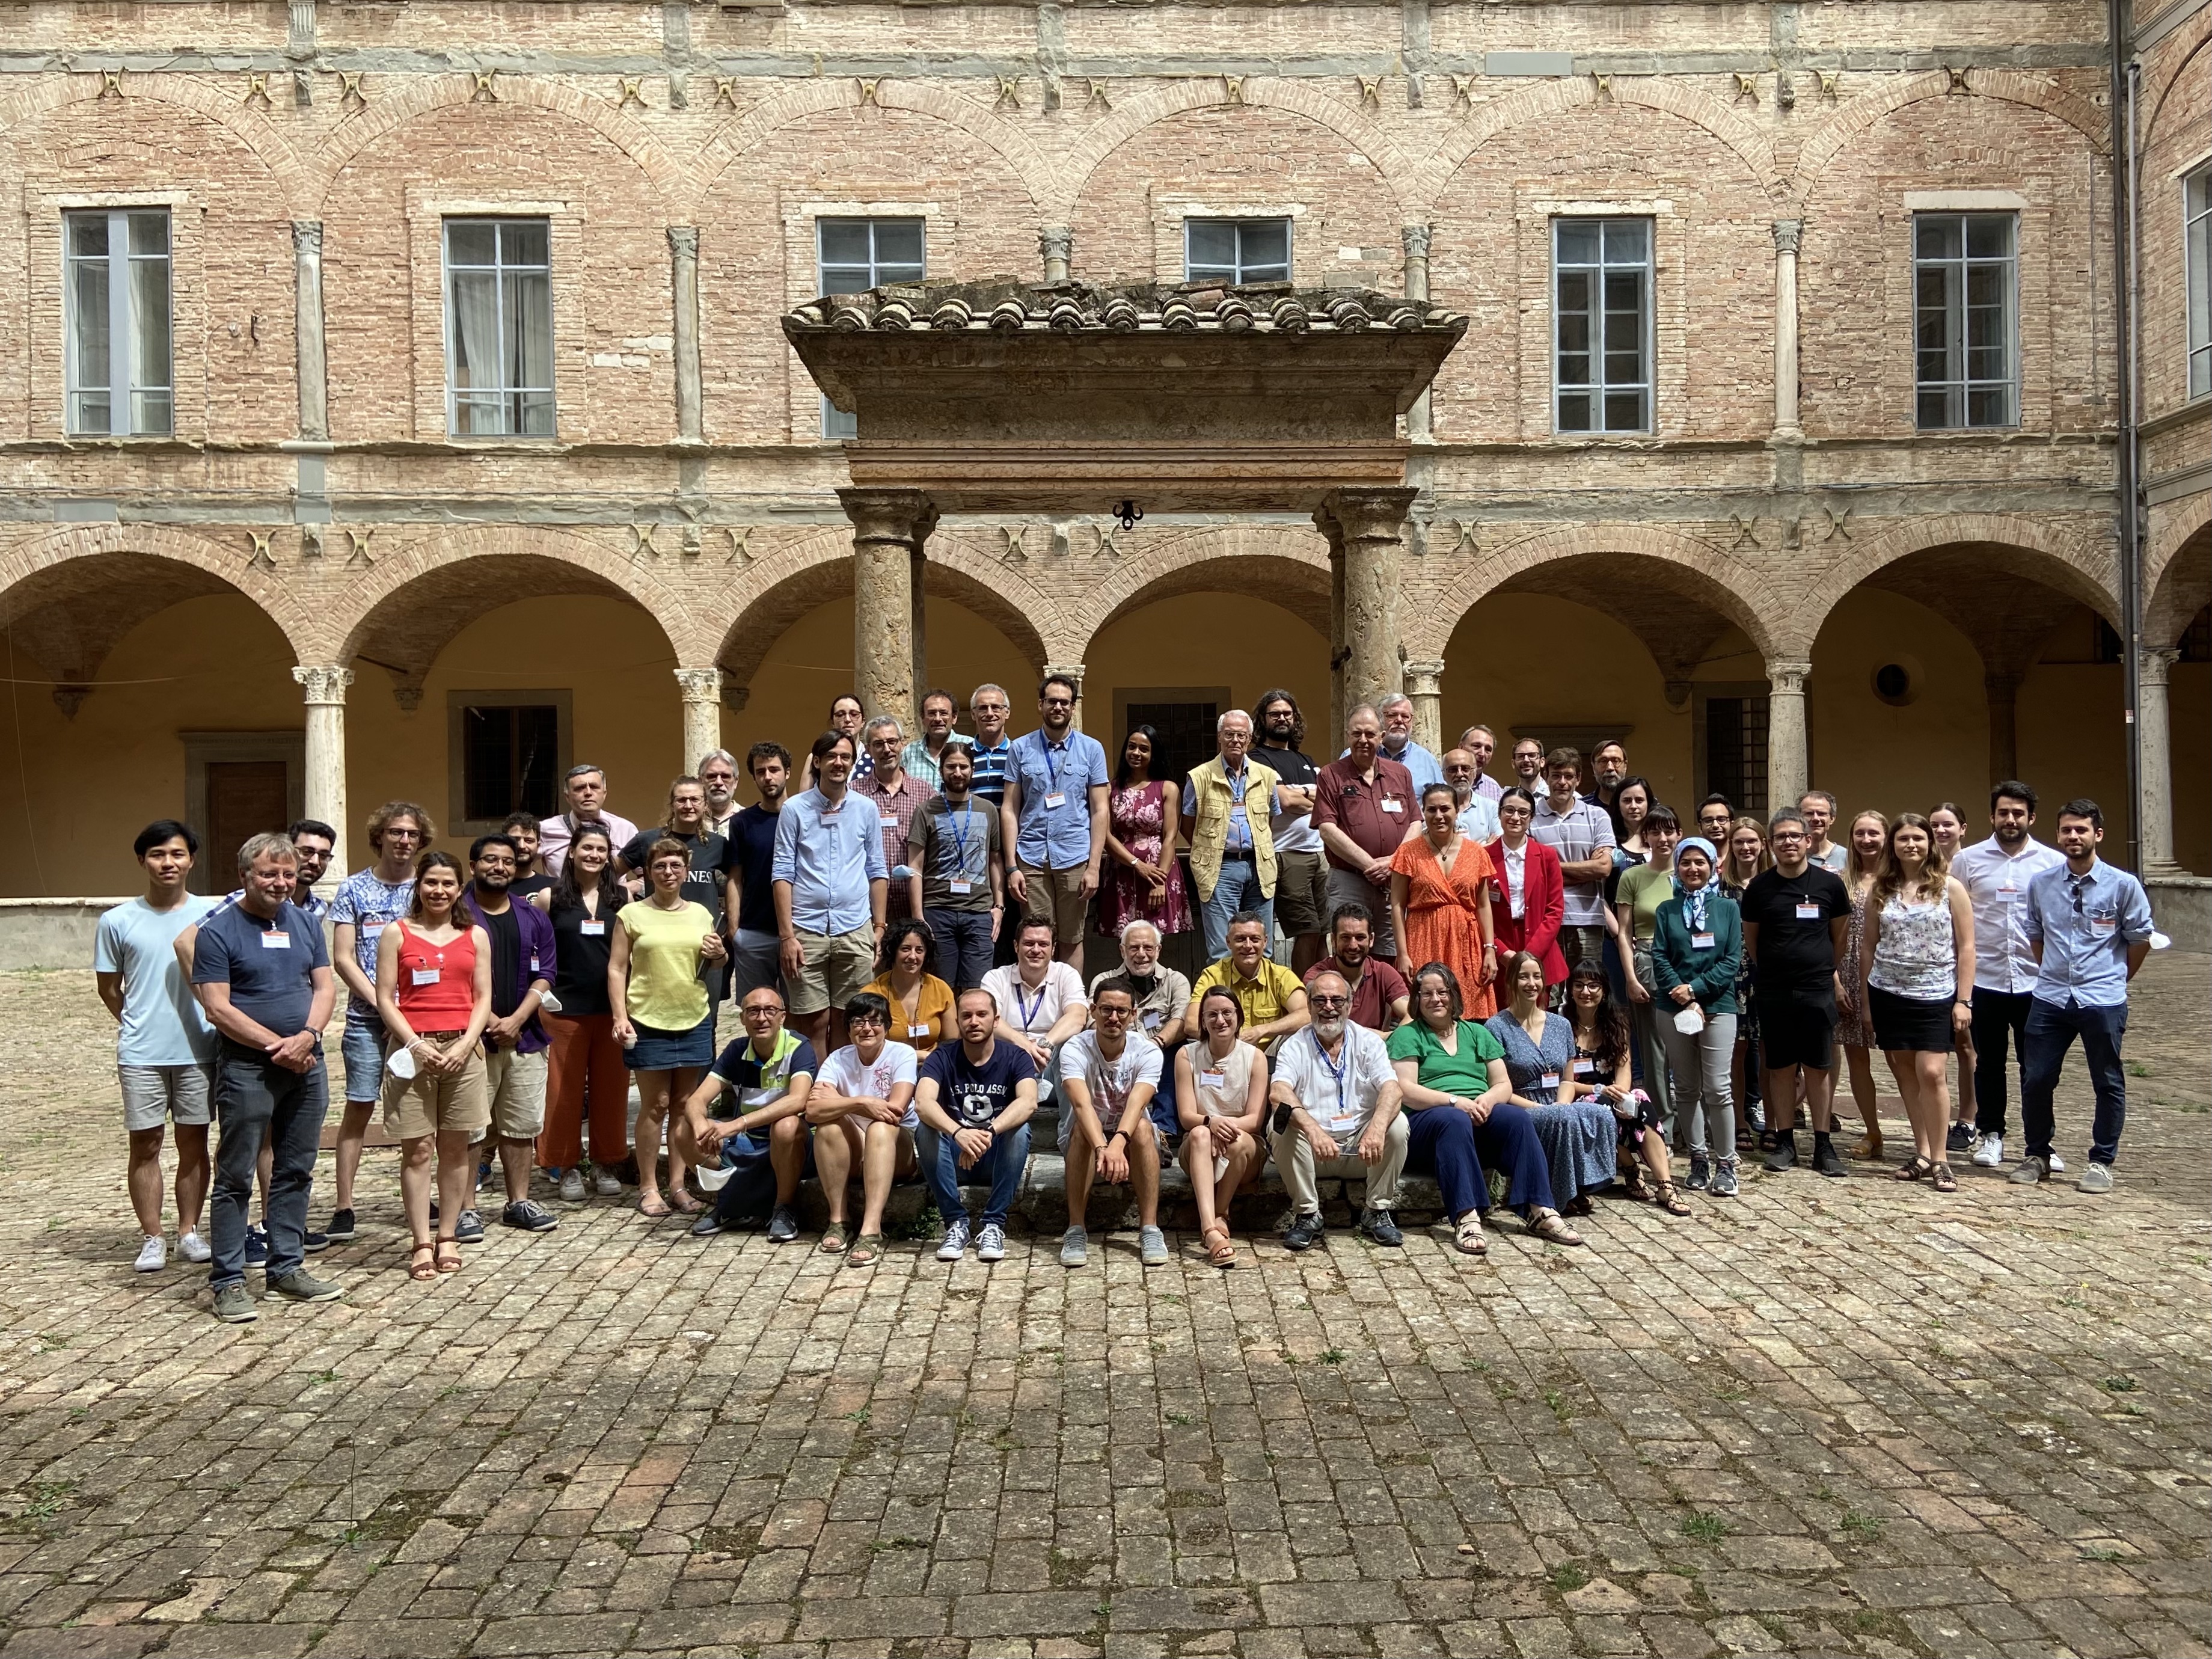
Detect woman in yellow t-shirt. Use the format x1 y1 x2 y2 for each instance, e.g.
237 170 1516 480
608 838 727 1216
864 918 955 1058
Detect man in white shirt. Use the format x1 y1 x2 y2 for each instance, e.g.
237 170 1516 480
981 918 1089 1102
1949 781 2066 1168
803 992 919 1265
1055 985 1168 1269
1266 970 1408 1252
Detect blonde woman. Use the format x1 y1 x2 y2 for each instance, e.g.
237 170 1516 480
1833 811 1889 1161
1926 802 1979 1156
1861 814 1975 1192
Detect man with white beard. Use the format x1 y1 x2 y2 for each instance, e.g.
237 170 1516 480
1264 969 1408 1253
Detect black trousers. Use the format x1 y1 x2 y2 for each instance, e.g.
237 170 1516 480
1970 989 2036 1137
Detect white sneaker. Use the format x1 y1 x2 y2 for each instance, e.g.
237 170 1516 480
976 1222 1006 1262
1971 1134 2003 1168
133 1234 167 1272
177 1230 211 1263
936 1216 971 1262
593 1170 623 1197
559 1168 587 1204
2048 1153 2067 1174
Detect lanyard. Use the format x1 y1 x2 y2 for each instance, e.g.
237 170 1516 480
1014 977 1049 1032
1038 737 1068 796
944 802 978 872
1311 1029 1349 1111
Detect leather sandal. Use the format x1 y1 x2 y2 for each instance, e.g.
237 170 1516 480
1454 1215 1487 1256
1930 1162 1958 1194
1854 1133 1886 1161
434 1236 462 1274
1894 1155 1933 1182
1203 1224 1237 1268
1618 1162 1652 1202
1527 1208 1584 1247
408 1242 439 1282
1652 1179 1691 1217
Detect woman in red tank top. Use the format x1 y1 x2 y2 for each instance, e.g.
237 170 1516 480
376 851 491 1278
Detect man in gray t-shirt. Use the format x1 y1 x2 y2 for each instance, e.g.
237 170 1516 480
907 746 1004 992
1529 748 1617 984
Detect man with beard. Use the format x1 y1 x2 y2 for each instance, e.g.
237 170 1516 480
721 742 792 1004
1002 674 1110 971
463 835 560 1235
1304 903 1409 1032
1952 781 2066 1168
1254 689 1329 974
1314 704 1416 963
1267 969 1408 1251
698 749 743 839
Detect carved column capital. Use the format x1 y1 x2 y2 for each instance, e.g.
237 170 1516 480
1316 486 1419 545
839 486 939 549
1767 657 1812 696
292 664 353 705
1400 223 1433 261
673 666 723 704
1402 658 1446 696
2137 644 2181 687
666 224 699 260
1038 225 1073 283
1043 661 1086 693
292 219 322 259
1771 218 1803 256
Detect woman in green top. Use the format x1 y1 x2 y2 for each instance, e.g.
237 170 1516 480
1613 805 1682 1145
1648 836 1744 1197
1386 961 1581 1254
608 838 728 1217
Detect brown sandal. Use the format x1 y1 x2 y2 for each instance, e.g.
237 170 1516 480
1454 1215 1487 1256
434 1236 462 1274
1202 1223 1237 1268
1894 1155 1933 1182
1652 1180 1691 1217
1618 1162 1652 1202
1930 1163 1958 1194
408 1243 439 1282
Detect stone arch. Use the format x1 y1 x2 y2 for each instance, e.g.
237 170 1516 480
1050 78 1415 222
2146 500 2211 648
1791 513 2117 656
1063 524 1333 657
1412 77 1780 215
687 79 1052 219
307 75 687 212
1415 524 1780 671
1791 71 2111 200
2140 17 2209 142
0 75 311 212
712 527 1057 698
0 525 320 673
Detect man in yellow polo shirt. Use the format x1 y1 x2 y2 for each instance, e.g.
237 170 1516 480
1187 912 1310 1052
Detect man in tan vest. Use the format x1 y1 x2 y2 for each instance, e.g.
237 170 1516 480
1181 710 1282 961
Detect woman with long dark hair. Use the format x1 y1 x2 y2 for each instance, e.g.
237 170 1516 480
1563 962 1690 1213
1100 723 1191 940
539 825 631 1201
864 916 955 1058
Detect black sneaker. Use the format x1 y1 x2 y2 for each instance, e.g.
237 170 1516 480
1284 1212 1326 1251
1812 1136 1848 1179
692 1210 739 1236
1945 1122 1975 1154
244 1223 269 1266
303 1228 329 1255
454 1209 486 1244
501 1200 559 1234
1686 1154 1711 1192
324 1208 357 1243
1762 1134 1799 1173
1357 1209 1403 1247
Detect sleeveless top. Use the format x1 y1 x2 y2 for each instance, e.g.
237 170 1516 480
1186 1039 1261 1120
1867 889 1956 1001
393 920 477 1031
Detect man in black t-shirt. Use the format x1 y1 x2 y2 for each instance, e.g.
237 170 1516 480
1254 690 1329 973
1741 809 1852 1177
721 742 792 1005
913 986 1040 1263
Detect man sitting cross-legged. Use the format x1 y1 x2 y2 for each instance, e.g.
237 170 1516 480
1055 981 1168 1269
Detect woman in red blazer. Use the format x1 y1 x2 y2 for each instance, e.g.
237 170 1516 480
1487 787 1568 987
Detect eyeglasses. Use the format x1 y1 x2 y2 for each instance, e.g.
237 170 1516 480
741 1004 784 1017
1308 995 1348 1010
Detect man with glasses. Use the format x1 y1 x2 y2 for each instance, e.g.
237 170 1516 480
804 992 920 1266
1741 809 1852 1177
856 717 929 922
462 834 559 1235
1254 690 1329 974
1314 704 1417 963
1054 983 1168 1268
1798 791 1848 875
1509 737 1546 794
1267 969 1408 1251
1696 795 1735 845
1457 725 1506 802
1002 674 1110 971
698 749 743 839
675 986 817 1241
1441 748 1501 843
1182 708 1281 961
1951 780 2065 1168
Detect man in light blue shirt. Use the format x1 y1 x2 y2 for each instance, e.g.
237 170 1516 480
2012 799 2154 1193
773 731 889 1055
1442 747 1501 842
1001 673 1110 971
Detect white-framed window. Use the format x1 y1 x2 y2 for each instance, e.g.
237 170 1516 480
1552 217 1652 434
1913 212 2017 429
818 216 924 438
1183 218 1291 285
444 218 554 438
63 208 172 437
2187 163 2211 401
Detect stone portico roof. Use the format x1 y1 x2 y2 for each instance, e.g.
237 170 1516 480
782 278 1468 340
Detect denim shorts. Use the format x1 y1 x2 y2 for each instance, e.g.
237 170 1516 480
340 1019 387 1103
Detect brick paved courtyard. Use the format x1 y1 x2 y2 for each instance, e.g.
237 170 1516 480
0 958 2205 1659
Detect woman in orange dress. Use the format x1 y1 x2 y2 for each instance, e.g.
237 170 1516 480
1390 782 1500 1019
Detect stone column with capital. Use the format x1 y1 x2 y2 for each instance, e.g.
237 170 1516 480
1766 657 1811 811
841 488 937 736
1317 488 1414 715
1039 226 1073 284
1403 660 1446 756
675 667 723 770
1771 219 1802 438
293 221 329 441
668 226 703 443
2138 646 2181 872
293 665 352 875
1402 224 1435 442
1044 662 1088 734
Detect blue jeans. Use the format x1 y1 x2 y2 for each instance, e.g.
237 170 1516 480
210 1041 330 1287
1200 857 1272 960
924 907 997 992
918 1119 1031 1228
2019 996 2128 1165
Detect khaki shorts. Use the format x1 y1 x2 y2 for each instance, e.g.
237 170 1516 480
120 1063 213 1133
787 925 877 1016
1273 850 1331 937
485 1046 548 1139
1019 863 1089 945
382 1039 492 1140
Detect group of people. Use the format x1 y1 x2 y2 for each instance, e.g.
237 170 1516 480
93 678 2157 1320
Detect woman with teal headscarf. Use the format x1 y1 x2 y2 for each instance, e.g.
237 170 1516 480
1649 837 1745 1196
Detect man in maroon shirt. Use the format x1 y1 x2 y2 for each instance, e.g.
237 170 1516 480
1304 901 1411 1031
1313 704 1417 963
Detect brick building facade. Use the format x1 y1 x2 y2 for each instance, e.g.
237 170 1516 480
0 0 2204 896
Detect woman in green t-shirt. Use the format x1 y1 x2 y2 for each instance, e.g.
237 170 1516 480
1386 961 1582 1254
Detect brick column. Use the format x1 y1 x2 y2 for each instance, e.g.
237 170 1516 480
292 221 328 441
1771 219 1802 438
1403 659 1446 756
2138 646 2181 873
675 668 723 771
1766 657 1810 812
1317 488 1414 714
841 488 937 736
668 227 703 444
293 665 352 876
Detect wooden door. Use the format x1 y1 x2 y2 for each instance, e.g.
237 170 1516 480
205 761 289 883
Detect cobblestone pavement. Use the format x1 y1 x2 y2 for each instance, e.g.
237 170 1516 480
0 958 2206 1659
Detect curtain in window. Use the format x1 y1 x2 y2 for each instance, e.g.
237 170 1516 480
506 265 553 434
129 254 172 434
450 268 499 432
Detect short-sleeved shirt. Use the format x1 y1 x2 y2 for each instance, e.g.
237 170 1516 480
1008 728 1111 868
1531 795 1617 925
191 900 329 1038
95 895 219 1066
1455 796 1501 844
816 1040 921 1129
329 868 415 1027
964 734 1013 805
1313 756 1417 872
1307 954 1409 1031
538 811 642 878
1741 866 1852 990
1055 1031 1163 1135
1386 1017 1506 1099
617 899 715 1031
1192 957 1305 1038
707 1028 816 1121
908 796 1002 914
772 788 887 937
1252 744 1322 856
620 829 728 927
719 805 783 936
981 961 1088 1038
1615 862 1675 945
865 973 955 1055
919 1038 1037 1129
210 887 328 925
1810 844 1851 875
1089 966 1192 1042
855 771 933 915
1272 1022 1395 1137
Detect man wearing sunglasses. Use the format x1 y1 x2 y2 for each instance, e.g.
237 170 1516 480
1267 969 1408 1251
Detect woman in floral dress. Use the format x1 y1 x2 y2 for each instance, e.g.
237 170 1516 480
1100 725 1192 940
